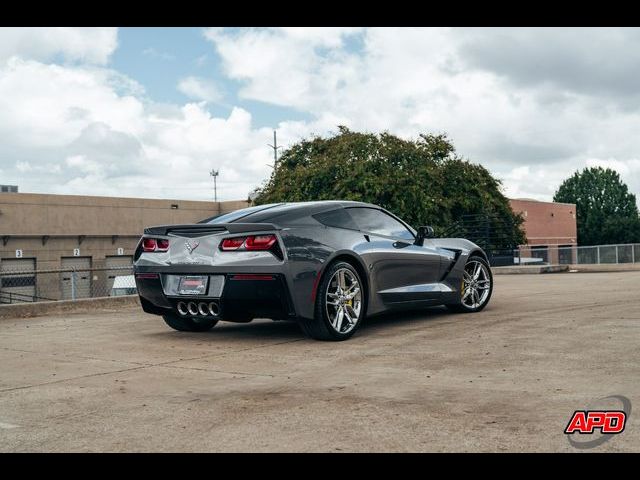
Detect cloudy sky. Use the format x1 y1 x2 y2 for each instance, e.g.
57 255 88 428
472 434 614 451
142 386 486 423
1 27 640 204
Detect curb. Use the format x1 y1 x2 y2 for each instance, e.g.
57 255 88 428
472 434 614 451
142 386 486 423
493 265 569 275
0 295 140 320
494 264 640 274
567 264 640 273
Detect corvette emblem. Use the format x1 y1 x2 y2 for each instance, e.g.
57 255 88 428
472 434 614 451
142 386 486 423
184 240 200 254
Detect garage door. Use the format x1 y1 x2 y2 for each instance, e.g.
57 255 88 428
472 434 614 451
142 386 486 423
105 255 133 293
60 257 92 300
0 258 36 303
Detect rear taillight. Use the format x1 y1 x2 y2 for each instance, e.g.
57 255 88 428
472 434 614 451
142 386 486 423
142 238 169 252
220 237 246 251
219 234 278 252
142 238 156 252
245 235 277 250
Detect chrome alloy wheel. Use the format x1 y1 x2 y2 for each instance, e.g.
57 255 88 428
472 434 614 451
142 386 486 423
462 260 491 309
326 268 362 334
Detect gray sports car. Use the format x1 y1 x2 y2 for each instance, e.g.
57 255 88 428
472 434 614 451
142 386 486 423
133 201 493 340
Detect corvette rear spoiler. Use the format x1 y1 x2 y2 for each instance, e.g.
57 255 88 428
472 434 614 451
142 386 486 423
143 222 280 236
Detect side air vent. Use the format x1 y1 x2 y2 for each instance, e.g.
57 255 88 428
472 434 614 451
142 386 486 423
439 249 462 281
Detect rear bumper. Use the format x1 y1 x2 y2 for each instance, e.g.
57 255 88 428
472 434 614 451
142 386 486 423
135 272 296 322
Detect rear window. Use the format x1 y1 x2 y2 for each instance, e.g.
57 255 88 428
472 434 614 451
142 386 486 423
203 204 283 224
313 209 358 230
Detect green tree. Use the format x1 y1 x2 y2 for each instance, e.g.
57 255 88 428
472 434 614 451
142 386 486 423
253 127 525 248
554 167 640 245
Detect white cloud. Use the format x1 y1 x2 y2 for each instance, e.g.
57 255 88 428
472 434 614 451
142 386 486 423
15 160 61 174
0 27 117 65
177 76 223 103
204 27 640 206
204 27 365 109
0 57 146 147
2 26 640 209
142 47 175 61
65 155 103 174
456 28 640 101
0 52 277 201
501 164 568 201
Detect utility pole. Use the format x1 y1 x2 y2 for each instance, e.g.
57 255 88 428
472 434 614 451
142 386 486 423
267 130 282 169
210 169 219 203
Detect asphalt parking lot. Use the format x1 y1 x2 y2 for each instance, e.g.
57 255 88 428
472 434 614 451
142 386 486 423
0 271 638 452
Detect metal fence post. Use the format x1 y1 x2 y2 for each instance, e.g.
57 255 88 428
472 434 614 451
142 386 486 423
597 246 601 264
633 244 636 264
71 270 77 301
616 245 619 264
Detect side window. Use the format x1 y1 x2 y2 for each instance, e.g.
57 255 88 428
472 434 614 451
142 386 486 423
348 208 414 241
313 208 358 230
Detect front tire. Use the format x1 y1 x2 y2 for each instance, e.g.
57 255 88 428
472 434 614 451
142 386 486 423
298 261 365 341
162 314 218 332
446 255 493 313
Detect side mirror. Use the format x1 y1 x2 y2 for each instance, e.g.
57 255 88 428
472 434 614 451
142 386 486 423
415 225 435 246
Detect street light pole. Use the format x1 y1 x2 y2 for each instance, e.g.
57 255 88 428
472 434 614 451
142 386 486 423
210 169 219 203
272 130 278 167
267 130 282 169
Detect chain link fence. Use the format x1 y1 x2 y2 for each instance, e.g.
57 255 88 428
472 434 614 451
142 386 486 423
514 243 640 266
2 243 638 304
0 265 135 304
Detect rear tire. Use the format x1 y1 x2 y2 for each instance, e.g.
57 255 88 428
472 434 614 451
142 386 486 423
162 314 218 332
446 255 493 313
298 261 366 341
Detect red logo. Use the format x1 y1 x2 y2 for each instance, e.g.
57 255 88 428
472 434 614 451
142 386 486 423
565 411 626 434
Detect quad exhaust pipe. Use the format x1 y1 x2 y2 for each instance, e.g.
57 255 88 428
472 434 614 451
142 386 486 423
198 302 209 316
176 300 220 317
177 301 189 316
208 301 220 316
187 302 199 316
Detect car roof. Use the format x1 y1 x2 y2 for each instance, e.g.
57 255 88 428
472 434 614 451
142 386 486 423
244 200 377 215
204 200 379 224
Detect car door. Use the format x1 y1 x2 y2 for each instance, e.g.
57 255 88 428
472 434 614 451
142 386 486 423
346 207 446 303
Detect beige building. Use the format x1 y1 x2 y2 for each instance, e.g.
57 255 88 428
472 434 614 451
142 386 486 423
0 192 248 302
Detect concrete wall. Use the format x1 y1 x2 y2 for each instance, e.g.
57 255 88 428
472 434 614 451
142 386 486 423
0 193 249 273
0 192 248 235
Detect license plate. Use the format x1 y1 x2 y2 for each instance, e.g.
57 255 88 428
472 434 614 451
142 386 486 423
178 276 209 295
